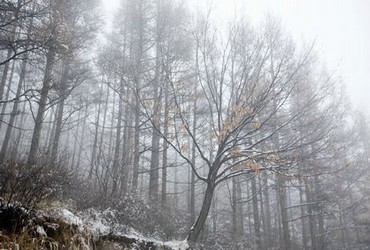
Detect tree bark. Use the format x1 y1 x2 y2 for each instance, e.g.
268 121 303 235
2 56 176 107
132 95 140 191
306 181 317 250
187 179 215 246
161 82 169 207
0 54 26 162
0 59 15 131
299 177 308 250
89 83 103 180
111 80 124 197
251 174 262 249
263 173 272 249
277 173 290 250
50 60 69 163
28 46 56 164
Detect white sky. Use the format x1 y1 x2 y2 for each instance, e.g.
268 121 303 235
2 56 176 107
101 0 370 115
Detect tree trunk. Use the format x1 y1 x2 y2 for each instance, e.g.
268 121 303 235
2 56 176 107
0 55 26 162
9 99 27 159
111 80 124 197
28 47 55 164
132 95 140 191
314 175 325 249
277 173 290 250
263 173 272 249
97 84 110 173
187 179 215 246
299 177 308 250
148 105 160 201
71 105 81 168
306 181 317 250
174 153 178 208
251 174 262 249
190 96 197 224
232 178 238 236
50 61 69 163
89 83 103 180
161 82 169 208
76 108 87 170
258 176 266 250
0 59 15 131
149 9 162 200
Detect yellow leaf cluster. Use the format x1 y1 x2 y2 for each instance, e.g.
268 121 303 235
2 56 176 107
230 148 242 157
253 120 261 129
180 143 189 152
219 121 234 142
233 163 244 172
234 105 254 116
267 154 280 162
179 122 186 131
246 159 260 172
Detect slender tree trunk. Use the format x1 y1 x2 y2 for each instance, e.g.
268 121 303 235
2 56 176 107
71 106 81 168
247 180 253 235
263 173 272 249
148 101 161 201
45 105 56 153
76 108 87 170
314 174 325 249
0 0 20 103
0 54 11 104
190 94 197 224
236 178 244 235
148 20 162 201
111 80 124 197
251 174 262 249
298 177 308 250
119 102 129 196
231 176 244 245
211 193 217 234
174 153 178 208
0 55 26 162
89 84 103 180
258 176 267 250
161 82 169 208
97 85 110 175
132 95 140 191
10 99 27 159
187 178 215 246
107 92 116 161
28 47 56 164
277 173 290 250
232 178 238 237
306 180 317 250
0 59 15 131
50 61 69 163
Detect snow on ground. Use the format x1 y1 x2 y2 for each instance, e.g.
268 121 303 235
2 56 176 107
59 208 84 226
164 240 189 250
48 206 189 249
78 208 113 235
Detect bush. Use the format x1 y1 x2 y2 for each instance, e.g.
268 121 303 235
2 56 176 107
0 203 94 249
99 194 189 240
0 159 74 207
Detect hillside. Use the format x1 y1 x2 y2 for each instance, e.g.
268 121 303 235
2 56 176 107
0 201 188 249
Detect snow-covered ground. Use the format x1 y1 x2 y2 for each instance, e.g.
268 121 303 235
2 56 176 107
50 206 189 250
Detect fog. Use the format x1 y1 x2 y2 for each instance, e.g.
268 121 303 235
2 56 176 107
103 0 370 114
0 0 369 249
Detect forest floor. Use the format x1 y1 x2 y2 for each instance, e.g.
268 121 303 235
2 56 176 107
0 201 188 249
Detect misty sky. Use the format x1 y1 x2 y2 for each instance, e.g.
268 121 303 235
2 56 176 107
102 0 370 115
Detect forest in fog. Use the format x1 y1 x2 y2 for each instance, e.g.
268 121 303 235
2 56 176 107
0 0 370 249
